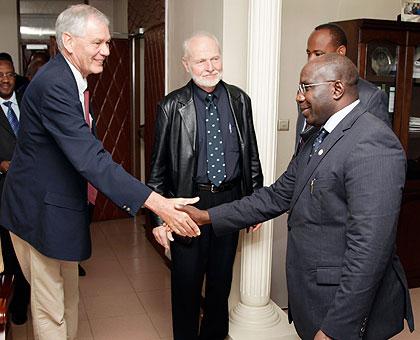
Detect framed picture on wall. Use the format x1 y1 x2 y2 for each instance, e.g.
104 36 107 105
402 0 420 22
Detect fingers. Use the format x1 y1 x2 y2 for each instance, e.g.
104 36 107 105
250 223 263 232
152 226 171 249
173 196 200 205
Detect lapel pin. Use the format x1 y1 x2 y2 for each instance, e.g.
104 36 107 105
318 149 324 155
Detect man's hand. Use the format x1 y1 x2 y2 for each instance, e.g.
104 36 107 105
175 204 211 225
152 225 173 250
0 161 10 173
248 223 263 232
144 192 200 237
314 330 332 340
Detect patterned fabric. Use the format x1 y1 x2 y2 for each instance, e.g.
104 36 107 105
309 128 328 159
3 101 19 136
205 93 226 186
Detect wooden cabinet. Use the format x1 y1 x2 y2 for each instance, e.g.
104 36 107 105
334 19 420 287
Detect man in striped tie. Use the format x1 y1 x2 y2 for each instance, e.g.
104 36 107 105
0 53 30 325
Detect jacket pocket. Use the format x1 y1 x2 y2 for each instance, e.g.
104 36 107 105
316 266 342 285
44 192 86 211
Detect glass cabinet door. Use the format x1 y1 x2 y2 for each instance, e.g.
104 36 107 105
407 45 420 180
363 41 399 126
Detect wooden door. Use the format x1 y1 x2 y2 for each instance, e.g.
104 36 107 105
88 38 133 221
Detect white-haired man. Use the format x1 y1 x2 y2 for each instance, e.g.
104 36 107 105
148 32 263 340
0 5 199 339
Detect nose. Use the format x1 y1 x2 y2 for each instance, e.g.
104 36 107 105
307 54 315 62
205 60 214 71
296 91 305 103
101 43 110 56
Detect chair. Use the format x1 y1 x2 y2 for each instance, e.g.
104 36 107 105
0 274 15 340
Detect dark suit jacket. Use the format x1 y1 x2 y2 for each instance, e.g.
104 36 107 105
0 53 152 261
147 80 263 226
295 78 390 152
0 91 23 199
208 104 414 339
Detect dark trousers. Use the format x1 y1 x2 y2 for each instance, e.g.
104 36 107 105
0 225 30 317
170 184 241 340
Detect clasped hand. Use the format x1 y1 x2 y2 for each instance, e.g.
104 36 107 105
152 202 263 249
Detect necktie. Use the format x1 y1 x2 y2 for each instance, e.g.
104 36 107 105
309 128 328 159
3 101 19 136
84 90 98 204
205 93 226 186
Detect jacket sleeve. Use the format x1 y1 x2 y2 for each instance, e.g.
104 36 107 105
40 80 152 216
320 129 406 339
209 155 297 235
146 103 171 226
365 87 391 127
244 95 264 190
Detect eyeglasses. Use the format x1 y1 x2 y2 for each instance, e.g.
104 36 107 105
0 72 17 79
297 80 338 94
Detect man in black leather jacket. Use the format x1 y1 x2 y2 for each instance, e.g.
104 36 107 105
147 31 263 340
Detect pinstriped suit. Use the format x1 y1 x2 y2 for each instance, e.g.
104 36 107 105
207 103 414 339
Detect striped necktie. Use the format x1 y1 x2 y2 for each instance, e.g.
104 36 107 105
3 101 19 136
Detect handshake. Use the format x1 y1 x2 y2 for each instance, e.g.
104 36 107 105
146 195 262 250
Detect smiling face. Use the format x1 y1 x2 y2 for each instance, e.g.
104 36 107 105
296 63 337 127
63 15 111 78
0 60 16 100
182 35 223 92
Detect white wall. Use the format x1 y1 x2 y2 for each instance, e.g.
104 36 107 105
270 0 403 308
0 0 20 70
166 0 224 92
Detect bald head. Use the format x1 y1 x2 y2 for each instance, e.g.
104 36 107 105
297 54 359 127
305 53 359 92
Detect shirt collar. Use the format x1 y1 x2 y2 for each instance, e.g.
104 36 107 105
0 92 17 107
323 99 360 133
193 81 223 102
63 56 87 94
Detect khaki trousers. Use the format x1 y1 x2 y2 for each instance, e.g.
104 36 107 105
10 232 79 340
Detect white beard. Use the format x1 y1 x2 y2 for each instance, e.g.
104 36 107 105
191 71 223 89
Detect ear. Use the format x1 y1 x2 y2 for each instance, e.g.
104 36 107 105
182 57 190 74
336 45 346 56
62 32 74 54
332 80 345 100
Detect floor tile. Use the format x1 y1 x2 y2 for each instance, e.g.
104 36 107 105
89 314 160 340
137 289 172 316
128 269 171 292
83 293 146 319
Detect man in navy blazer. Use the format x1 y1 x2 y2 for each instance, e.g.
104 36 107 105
177 54 414 339
0 5 199 340
295 23 391 153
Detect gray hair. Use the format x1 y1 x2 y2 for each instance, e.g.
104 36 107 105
182 31 221 58
55 4 109 51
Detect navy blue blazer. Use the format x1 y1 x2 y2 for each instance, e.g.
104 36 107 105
0 54 152 261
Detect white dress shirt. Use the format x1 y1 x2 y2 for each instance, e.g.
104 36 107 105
0 92 20 121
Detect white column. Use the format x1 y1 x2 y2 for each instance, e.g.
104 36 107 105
227 0 298 339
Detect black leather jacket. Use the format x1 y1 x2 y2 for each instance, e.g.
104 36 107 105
147 80 263 226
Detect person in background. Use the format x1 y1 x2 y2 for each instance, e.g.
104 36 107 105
148 32 263 340
0 53 30 325
0 53 29 96
295 23 391 153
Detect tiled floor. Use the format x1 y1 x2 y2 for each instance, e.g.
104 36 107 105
11 217 173 340
9 217 420 339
